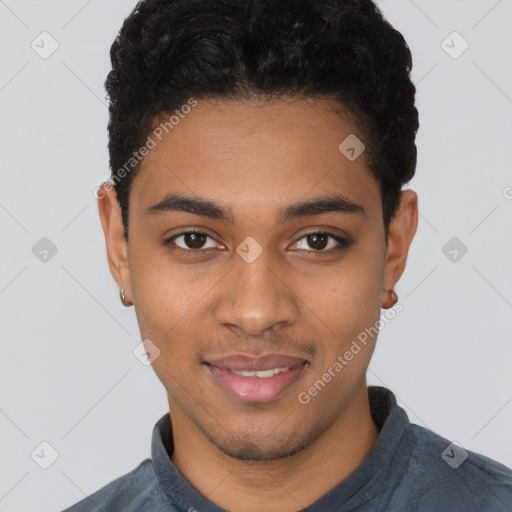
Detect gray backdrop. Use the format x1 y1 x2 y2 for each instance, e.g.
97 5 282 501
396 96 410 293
0 0 511 510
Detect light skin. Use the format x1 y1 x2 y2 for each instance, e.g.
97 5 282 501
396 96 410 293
98 96 418 512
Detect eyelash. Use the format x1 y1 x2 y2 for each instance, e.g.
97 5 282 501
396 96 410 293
163 229 351 256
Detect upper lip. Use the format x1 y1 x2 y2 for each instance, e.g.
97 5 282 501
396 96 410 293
205 353 308 371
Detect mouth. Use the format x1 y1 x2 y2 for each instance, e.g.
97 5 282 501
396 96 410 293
203 353 308 404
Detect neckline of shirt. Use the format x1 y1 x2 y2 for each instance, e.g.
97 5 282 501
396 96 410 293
151 386 411 512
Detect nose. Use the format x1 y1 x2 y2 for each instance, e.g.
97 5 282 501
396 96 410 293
212 247 299 337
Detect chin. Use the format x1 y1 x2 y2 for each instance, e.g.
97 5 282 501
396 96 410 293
198 417 324 462
214 436 309 461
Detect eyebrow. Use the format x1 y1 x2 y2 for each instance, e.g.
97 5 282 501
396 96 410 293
144 192 365 223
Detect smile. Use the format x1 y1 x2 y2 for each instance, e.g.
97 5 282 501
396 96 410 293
204 355 308 404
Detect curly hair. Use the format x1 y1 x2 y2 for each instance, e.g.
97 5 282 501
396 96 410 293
105 0 419 241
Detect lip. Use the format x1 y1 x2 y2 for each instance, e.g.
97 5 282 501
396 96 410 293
205 353 308 371
204 353 308 404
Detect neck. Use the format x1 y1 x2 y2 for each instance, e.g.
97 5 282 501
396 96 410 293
170 381 380 512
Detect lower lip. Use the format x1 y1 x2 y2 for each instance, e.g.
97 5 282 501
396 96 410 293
206 364 306 404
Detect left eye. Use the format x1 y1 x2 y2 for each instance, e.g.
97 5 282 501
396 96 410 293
291 233 348 251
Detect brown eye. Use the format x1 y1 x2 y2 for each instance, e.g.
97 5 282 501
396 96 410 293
306 233 329 250
292 232 351 252
182 232 207 249
166 231 220 251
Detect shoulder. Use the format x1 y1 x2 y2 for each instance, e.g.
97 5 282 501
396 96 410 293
60 459 171 512
389 422 512 511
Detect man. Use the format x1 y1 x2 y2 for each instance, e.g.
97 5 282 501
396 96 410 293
64 0 512 510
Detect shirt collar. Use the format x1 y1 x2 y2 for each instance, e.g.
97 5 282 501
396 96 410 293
151 386 410 512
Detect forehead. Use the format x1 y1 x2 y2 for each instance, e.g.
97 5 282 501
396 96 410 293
130 97 381 219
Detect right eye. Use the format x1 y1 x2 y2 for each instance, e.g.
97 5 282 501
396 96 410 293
164 230 224 254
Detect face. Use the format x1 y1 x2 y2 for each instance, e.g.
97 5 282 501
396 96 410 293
99 97 417 461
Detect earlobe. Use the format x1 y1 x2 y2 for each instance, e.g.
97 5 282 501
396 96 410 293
97 182 133 301
381 189 418 307
381 289 398 309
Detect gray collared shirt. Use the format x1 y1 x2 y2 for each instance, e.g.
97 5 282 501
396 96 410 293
61 386 512 511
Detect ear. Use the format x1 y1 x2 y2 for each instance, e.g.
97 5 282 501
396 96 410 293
381 189 418 308
97 183 132 302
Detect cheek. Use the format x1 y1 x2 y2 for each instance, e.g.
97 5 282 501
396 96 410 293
130 259 203 385
129 243 187 337
129 243 220 350
308 253 384 348
298 259 383 405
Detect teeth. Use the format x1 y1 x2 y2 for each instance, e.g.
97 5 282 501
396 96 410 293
231 367 290 378
231 370 256 377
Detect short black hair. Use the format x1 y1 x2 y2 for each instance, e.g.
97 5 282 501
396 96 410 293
105 0 419 241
